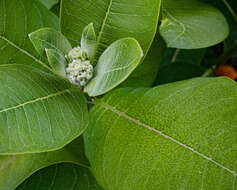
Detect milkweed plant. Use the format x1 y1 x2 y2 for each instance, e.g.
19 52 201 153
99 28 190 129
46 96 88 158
0 0 236 189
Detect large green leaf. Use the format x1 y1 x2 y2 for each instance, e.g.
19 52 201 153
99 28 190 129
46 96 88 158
60 0 161 61
84 38 143 97
16 163 102 190
0 137 89 190
160 0 229 49
84 77 237 190
0 64 88 154
0 0 59 70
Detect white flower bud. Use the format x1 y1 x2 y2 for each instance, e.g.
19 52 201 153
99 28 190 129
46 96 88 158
66 58 94 87
67 46 87 61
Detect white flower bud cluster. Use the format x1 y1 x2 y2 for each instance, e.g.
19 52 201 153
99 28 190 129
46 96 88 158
67 46 86 61
66 47 93 87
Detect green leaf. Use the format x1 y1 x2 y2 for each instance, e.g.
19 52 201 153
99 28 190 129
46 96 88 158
155 48 207 85
84 77 237 189
39 0 59 9
0 0 59 70
160 0 229 49
84 38 143 96
29 28 72 57
45 48 67 77
156 62 206 85
199 0 237 32
120 33 166 87
81 23 97 60
16 163 102 190
0 64 88 154
60 0 161 61
0 137 89 190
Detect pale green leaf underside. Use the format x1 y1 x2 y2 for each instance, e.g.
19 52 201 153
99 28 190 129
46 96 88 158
0 0 59 70
16 163 102 190
60 0 161 61
120 33 166 87
84 38 143 96
81 23 97 61
0 138 89 190
39 0 58 9
160 0 229 49
0 65 88 155
29 28 72 57
46 48 67 77
84 77 237 190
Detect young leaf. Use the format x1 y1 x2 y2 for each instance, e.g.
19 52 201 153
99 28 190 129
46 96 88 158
120 33 166 87
160 0 229 49
0 65 88 155
60 0 161 61
29 28 72 57
16 163 102 190
0 0 58 69
0 138 89 190
84 77 237 190
84 38 143 96
45 48 67 77
81 23 97 60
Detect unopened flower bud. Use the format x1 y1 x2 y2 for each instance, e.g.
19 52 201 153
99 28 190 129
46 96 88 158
66 46 87 61
66 59 93 86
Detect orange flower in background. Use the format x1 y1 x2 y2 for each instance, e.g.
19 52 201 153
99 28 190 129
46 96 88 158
215 65 237 80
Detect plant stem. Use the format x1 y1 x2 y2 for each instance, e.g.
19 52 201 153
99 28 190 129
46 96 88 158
223 0 237 23
202 68 214 77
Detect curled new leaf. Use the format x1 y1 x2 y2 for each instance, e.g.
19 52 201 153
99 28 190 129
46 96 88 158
81 23 97 61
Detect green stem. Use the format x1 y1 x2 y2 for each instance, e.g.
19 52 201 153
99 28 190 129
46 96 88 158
223 0 237 23
202 68 214 77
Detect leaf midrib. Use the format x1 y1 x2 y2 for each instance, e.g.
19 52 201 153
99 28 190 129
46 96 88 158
93 0 113 60
0 35 52 71
99 101 237 177
0 89 70 114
